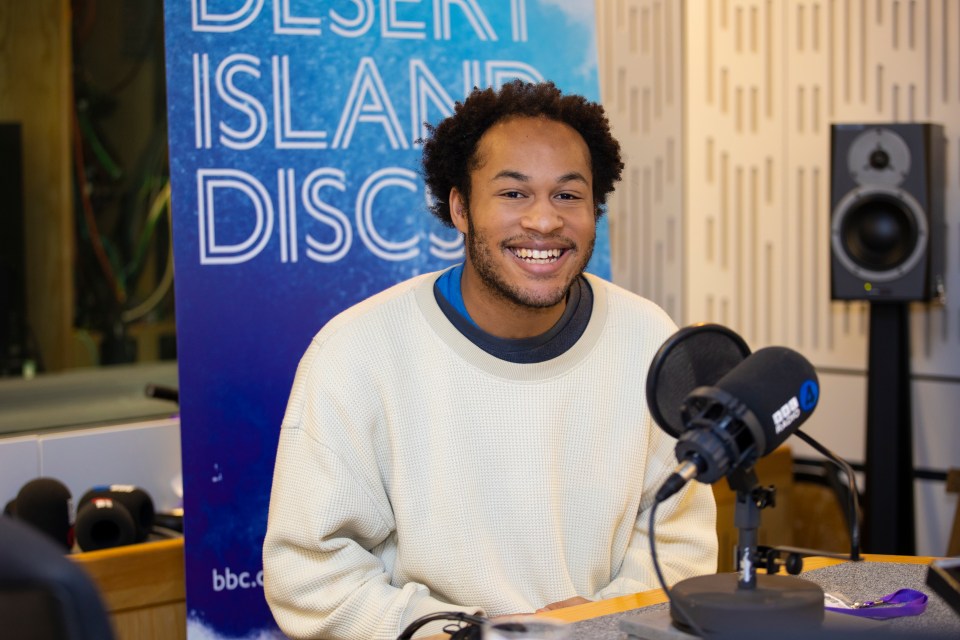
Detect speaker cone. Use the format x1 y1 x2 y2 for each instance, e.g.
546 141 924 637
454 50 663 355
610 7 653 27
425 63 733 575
839 193 918 271
830 185 927 283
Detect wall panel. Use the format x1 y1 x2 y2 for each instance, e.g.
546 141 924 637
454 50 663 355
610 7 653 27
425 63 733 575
597 0 960 556
598 0 685 321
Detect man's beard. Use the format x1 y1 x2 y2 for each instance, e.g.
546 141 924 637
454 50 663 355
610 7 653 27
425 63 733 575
464 212 595 310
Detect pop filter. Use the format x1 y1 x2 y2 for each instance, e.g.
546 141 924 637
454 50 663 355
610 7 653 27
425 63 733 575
645 323 751 438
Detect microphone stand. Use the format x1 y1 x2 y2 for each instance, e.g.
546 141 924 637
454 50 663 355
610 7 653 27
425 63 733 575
667 467 825 635
729 466 774 590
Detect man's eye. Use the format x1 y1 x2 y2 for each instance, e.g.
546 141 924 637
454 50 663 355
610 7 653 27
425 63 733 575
501 191 525 198
556 192 580 200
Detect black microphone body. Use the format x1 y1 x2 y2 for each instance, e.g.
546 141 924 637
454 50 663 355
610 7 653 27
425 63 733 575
658 347 820 500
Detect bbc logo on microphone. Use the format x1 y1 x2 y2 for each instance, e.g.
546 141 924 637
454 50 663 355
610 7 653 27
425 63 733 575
772 397 801 435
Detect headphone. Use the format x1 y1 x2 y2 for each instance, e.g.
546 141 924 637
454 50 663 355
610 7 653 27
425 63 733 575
5 479 158 552
396 612 486 640
74 485 155 552
4 477 74 550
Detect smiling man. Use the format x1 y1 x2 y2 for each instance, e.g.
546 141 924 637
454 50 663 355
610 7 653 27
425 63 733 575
263 81 718 640
450 115 595 338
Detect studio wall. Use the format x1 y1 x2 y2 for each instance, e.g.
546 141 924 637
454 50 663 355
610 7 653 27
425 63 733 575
596 0 959 556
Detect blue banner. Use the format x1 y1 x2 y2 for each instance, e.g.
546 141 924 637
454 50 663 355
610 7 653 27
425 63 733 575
163 1 606 636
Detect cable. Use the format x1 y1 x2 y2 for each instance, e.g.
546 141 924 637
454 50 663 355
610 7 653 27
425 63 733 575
124 181 170 282
72 105 126 305
71 0 171 322
74 329 100 366
648 499 709 638
395 611 486 640
121 183 174 323
794 431 862 561
120 243 172 323
77 105 123 180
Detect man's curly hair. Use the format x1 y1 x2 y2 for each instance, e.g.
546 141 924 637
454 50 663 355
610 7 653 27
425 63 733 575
420 80 624 227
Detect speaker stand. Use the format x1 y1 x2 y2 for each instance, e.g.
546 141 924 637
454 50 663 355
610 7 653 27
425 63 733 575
863 302 915 555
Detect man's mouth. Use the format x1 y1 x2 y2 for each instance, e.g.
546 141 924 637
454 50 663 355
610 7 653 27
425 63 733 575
509 247 565 264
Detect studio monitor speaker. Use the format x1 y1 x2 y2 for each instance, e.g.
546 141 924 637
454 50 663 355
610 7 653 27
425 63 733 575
830 123 946 301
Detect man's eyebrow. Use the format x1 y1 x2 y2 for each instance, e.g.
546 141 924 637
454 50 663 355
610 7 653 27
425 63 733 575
492 170 530 182
491 170 590 185
556 171 590 185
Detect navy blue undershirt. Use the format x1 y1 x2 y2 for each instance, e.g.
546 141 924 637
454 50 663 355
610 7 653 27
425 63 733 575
433 265 593 364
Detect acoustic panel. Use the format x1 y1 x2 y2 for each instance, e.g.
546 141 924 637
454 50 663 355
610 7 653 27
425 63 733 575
596 0 685 322
596 0 960 555
683 0 960 375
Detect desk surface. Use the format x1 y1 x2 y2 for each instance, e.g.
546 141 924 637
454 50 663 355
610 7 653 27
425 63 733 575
425 555 947 639
72 543 950 640
541 554 935 625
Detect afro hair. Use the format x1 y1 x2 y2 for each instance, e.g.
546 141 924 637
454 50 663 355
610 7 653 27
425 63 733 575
420 80 624 227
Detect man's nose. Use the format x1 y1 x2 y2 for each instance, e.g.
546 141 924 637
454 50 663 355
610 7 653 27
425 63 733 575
520 200 563 234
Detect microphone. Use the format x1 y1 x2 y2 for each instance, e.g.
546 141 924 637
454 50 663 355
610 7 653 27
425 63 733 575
656 346 820 501
636 329 862 637
9 477 74 550
75 485 155 551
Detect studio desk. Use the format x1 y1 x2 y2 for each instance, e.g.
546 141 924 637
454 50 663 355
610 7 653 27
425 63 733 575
527 554 938 621
67 448 793 640
422 554 958 639
71 537 186 640
72 449 957 639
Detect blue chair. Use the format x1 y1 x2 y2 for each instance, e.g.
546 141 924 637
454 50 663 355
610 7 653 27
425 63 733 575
0 517 115 640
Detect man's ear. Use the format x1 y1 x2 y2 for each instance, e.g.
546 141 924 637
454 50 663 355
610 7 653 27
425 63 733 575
449 188 468 234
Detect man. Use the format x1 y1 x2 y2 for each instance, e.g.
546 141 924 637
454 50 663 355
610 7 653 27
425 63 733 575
263 80 717 640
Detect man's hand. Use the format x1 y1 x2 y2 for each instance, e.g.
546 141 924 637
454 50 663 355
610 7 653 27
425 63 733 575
535 596 592 612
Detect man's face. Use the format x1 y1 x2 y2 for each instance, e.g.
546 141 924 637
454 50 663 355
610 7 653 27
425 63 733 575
450 116 596 324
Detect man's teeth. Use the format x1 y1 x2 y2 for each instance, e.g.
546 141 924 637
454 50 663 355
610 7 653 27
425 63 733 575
513 248 562 263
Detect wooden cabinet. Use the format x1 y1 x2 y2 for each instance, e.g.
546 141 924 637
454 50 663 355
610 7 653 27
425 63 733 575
72 538 186 640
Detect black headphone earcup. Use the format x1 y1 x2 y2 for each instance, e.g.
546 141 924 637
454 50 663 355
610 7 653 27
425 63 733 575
13 478 73 550
75 497 137 552
75 486 155 548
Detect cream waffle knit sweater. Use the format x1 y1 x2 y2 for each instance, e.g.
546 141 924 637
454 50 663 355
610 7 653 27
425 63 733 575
263 272 717 640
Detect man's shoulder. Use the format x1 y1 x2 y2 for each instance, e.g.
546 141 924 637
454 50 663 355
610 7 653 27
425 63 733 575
584 273 674 320
318 272 438 338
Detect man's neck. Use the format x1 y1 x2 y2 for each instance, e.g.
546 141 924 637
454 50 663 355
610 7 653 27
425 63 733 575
460 270 567 339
